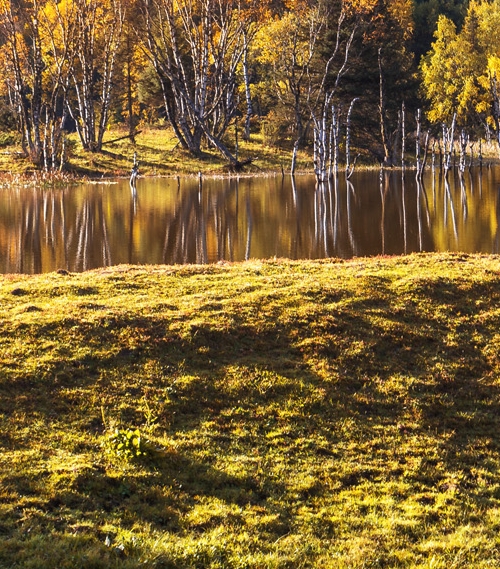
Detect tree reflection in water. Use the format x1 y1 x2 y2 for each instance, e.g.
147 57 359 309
1 168 500 274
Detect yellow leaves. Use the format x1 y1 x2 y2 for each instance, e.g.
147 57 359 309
41 0 58 22
487 55 500 76
343 0 377 17
419 4 500 125
474 0 500 47
0 0 10 16
283 0 375 23
434 14 458 45
42 0 75 24
457 76 479 115
386 0 414 40
283 0 312 14
253 13 301 68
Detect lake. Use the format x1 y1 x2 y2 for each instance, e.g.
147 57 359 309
1 167 500 274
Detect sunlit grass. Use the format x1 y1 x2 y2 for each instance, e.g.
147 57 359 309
0 126 313 179
0 124 497 179
2 253 500 567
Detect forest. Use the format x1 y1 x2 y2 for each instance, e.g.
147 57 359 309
0 0 497 177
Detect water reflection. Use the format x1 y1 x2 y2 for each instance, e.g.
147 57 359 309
1 167 500 274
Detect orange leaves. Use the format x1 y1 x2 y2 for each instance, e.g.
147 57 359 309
238 0 275 23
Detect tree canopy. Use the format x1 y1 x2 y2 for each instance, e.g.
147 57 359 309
420 0 500 142
1 0 499 169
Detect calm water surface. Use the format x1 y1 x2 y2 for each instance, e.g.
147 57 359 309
2 167 500 274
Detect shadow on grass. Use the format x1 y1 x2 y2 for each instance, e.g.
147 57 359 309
3 276 500 441
2 274 500 565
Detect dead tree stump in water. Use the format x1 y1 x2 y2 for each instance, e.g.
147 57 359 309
223 157 254 173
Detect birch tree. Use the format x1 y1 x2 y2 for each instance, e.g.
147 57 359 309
39 0 78 169
68 0 126 151
254 0 375 179
0 0 44 162
0 0 77 167
138 0 249 163
475 0 500 145
253 6 320 147
310 0 376 180
237 0 273 141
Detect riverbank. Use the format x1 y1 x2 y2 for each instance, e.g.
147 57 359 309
1 252 500 568
2 126 500 182
0 126 314 180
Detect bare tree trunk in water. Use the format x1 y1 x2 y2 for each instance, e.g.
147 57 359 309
291 140 299 175
346 98 359 179
459 129 468 173
401 101 406 169
443 113 457 176
416 109 422 175
378 48 392 166
329 104 340 179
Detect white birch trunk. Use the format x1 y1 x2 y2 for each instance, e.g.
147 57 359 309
401 102 405 168
242 31 253 141
345 98 359 179
416 109 422 176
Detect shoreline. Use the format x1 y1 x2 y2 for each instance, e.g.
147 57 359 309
1 126 499 183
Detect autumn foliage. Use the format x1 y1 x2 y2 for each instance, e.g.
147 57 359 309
0 0 499 169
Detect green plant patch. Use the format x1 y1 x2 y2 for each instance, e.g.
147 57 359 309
1 253 500 567
104 428 150 461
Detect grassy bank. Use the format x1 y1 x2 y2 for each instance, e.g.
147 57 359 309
0 127 313 179
1 253 500 568
1 126 499 181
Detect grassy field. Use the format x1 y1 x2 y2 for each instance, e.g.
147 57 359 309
1 252 500 568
